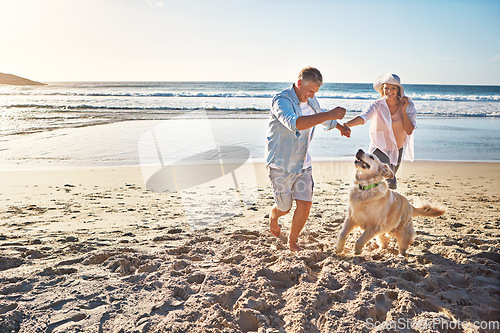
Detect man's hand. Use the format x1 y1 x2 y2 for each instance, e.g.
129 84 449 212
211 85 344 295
337 123 351 138
328 107 346 120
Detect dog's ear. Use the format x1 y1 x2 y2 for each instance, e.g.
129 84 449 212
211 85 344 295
381 164 394 179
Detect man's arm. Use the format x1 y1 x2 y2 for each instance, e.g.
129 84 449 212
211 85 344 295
296 107 346 130
271 97 300 132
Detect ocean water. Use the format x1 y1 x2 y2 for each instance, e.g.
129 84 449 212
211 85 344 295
1 81 499 136
0 81 499 166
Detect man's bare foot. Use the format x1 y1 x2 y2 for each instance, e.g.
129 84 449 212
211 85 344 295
269 215 281 238
288 242 304 252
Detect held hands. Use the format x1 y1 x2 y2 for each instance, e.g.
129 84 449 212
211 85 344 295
329 107 349 137
338 123 351 138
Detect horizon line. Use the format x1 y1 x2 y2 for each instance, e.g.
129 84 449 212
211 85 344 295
34 80 500 87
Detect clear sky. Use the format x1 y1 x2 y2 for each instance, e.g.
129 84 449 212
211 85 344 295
1 0 499 84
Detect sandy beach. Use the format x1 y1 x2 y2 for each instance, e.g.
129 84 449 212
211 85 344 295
0 160 498 332
2 0 499 330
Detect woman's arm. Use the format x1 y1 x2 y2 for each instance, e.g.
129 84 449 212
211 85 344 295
344 100 377 128
344 116 365 128
400 96 415 135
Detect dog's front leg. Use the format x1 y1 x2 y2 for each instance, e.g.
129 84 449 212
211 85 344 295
376 234 389 250
336 215 355 254
354 228 377 255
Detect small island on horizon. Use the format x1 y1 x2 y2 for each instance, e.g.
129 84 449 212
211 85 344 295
0 72 45 85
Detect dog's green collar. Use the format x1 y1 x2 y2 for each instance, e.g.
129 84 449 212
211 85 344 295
359 181 382 190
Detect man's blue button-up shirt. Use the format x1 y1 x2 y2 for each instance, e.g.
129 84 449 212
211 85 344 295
266 84 337 174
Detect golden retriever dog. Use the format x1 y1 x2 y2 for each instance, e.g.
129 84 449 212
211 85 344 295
336 149 445 256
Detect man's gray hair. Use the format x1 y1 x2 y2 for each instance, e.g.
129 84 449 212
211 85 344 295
298 67 323 86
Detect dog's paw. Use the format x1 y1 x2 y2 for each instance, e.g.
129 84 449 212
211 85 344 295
335 240 345 255
354 247 363 255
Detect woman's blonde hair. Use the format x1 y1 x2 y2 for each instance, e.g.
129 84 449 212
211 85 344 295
381 83 402 98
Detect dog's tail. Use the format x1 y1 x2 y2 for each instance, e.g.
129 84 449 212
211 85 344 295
412 203 446 217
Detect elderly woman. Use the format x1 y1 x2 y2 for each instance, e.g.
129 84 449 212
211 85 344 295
344 73 416 189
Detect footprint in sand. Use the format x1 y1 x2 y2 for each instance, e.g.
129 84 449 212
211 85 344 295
236 309 260 333
0 302 18 315
367 293 392 321
186 272 206 284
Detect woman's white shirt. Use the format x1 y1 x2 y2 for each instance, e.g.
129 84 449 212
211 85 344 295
359 98 417 165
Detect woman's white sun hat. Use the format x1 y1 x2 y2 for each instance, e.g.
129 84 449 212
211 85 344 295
373 72 405 97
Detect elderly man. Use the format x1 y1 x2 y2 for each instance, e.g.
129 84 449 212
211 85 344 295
266 67 350 251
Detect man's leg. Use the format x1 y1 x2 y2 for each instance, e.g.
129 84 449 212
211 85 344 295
269 204 289 237
267 167 294 238
288 199 312 251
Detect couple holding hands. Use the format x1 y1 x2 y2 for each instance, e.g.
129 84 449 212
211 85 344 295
266 67 416 251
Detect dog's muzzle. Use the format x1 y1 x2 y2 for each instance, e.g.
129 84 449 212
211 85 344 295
355 149 370 169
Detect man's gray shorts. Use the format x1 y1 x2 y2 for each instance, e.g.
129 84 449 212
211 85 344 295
267 166 314 212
